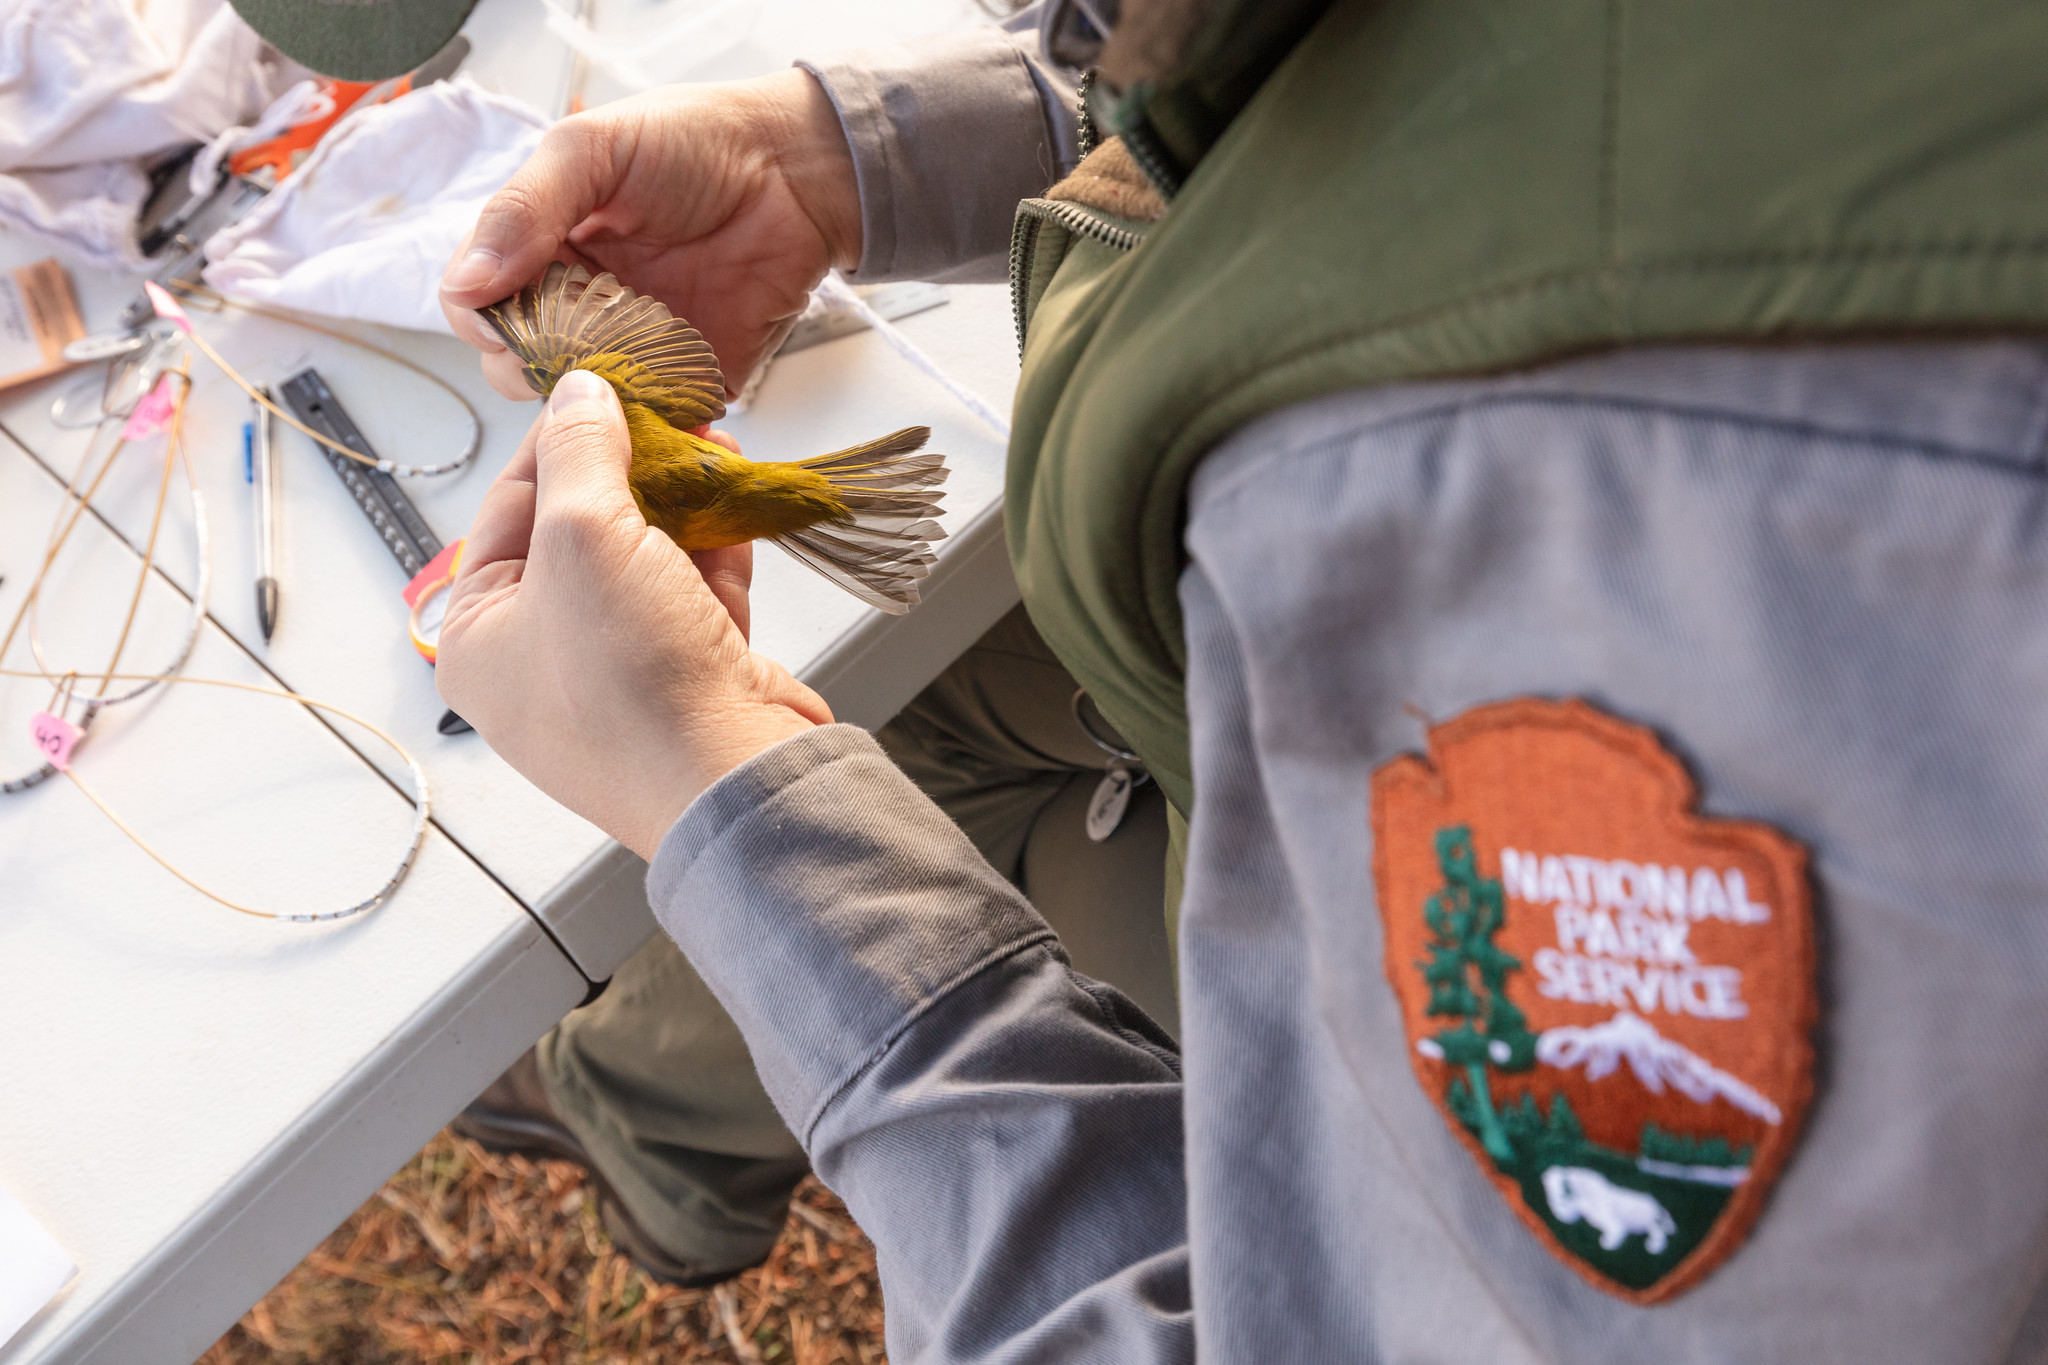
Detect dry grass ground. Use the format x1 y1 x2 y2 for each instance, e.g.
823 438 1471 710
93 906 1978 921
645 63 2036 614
199 1131 885 1365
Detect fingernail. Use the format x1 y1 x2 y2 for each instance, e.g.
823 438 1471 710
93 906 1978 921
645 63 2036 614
443 248 501 293
461 309 506 351
548 368 609 415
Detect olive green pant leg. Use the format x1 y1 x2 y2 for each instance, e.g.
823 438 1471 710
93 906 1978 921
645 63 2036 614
536 605 1174 1265
538 938 812 1271
877 606 1176 1028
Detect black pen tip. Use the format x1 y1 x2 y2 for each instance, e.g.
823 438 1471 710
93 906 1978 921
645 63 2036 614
256 578 278 642
438 708 473 735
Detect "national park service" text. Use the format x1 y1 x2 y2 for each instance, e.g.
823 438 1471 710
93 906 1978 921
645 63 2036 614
1499 849 1770 1021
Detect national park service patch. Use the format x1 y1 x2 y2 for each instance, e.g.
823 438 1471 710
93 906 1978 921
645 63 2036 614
1371 698 1815 1302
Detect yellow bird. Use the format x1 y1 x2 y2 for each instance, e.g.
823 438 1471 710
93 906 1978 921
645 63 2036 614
482 263 947 614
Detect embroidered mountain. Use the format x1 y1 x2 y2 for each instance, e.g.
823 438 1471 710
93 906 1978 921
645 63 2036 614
1372 699 1816 1302
1537 1012 1782 1125
1399 827 1745 1290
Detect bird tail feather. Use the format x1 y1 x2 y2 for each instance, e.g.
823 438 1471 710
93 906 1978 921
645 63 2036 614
774 426 948 614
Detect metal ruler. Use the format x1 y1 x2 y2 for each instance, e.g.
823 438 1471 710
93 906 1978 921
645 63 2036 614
279 368 443 579
777 281 949 354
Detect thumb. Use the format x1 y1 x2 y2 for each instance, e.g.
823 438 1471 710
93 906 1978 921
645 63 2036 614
440 121 610 306
531 370 643 565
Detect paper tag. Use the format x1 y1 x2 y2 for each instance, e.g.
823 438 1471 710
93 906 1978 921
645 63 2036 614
0 1178 76 1351
120 374 178 440
29 711 81 771
142 280 192 333
0 259 86 394
1086 767 1136 843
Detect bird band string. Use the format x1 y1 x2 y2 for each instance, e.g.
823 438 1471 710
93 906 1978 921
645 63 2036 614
158 280 483 478
2 367 207 793
2 358 429 922
815 272 1013 439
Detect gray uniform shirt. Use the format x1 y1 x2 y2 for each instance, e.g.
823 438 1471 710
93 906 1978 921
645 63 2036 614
650 21 2048 1365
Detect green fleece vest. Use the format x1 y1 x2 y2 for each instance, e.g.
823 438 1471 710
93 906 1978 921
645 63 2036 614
1007 0 2048 818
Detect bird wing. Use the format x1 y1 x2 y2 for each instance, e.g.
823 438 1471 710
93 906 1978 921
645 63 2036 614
479 262 728 427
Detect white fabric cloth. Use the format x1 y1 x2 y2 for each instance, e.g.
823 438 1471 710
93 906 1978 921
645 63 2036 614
0 1177 73 1350
0 0 300 267
202 78 548 335
186 76 328 196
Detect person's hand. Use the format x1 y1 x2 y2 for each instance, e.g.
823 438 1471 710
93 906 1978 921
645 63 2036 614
439 68 860 398
436 369 832 860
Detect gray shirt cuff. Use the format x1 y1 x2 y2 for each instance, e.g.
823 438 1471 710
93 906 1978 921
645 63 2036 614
646 724 1059 1139
799 23 1079 284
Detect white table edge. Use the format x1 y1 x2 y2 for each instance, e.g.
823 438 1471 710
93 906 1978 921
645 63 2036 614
12 912 588 1365
804 495 1021 734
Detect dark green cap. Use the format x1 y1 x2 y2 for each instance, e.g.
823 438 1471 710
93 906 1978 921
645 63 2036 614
227 0 480 82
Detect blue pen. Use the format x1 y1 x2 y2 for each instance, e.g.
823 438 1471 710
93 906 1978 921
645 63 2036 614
249 394 280 641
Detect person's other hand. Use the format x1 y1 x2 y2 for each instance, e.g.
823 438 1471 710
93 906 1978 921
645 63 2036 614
437 369 831 860
438 68 860 399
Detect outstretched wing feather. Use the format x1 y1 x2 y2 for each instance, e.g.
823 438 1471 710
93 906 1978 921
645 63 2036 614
479 263 727 424
798 427 932 470
767 426 950 611
483 274 954 612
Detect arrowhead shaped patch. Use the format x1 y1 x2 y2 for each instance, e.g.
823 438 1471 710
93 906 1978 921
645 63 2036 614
1371 698 1816 1302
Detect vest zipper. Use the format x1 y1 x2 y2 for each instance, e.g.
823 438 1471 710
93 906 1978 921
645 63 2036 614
1010 197 1148 355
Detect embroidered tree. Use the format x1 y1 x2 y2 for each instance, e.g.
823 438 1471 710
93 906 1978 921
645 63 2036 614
1421 825 1537 1163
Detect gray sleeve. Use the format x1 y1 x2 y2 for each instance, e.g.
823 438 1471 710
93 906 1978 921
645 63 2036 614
646 724 1192 1364
797 5 1081 283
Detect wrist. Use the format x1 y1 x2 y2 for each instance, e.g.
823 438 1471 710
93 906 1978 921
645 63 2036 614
624 705 819 860
753 67 863 273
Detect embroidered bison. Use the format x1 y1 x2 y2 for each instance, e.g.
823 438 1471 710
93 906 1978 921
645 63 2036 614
1540 1166 1677 1254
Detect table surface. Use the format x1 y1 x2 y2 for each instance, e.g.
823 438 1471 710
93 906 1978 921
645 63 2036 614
0 5 1021 1360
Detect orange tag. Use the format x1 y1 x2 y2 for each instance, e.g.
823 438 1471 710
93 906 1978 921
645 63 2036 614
401 539 463 609
1371 698 1815 1302
403 538 464 663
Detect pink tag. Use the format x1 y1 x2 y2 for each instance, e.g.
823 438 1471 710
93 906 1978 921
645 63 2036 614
29 711 81 771
120 374 177 440
143 280 192 333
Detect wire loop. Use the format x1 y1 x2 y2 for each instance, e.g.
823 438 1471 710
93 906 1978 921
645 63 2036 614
3 361 427 921
165 282 483 477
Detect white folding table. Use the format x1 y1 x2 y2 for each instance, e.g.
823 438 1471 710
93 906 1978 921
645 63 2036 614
0 8 1022 1355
